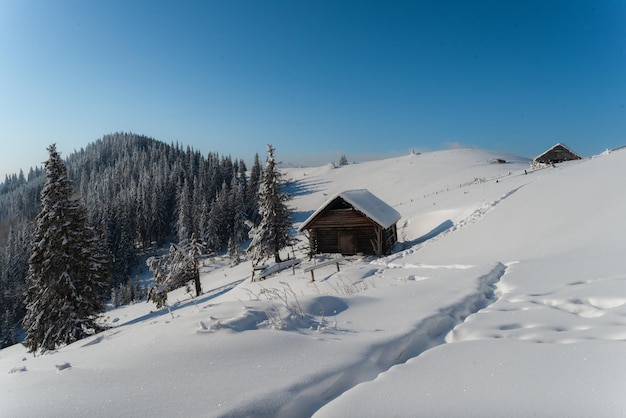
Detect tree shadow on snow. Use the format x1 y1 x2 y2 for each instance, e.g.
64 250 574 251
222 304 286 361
292 210 314 224
284 178 331 198
117 279 247 328
401 219 454 249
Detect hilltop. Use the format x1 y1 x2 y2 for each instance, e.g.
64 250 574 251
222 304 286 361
2 147 626 417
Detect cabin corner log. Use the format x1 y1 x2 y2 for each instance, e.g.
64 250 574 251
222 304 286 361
370 227 383 256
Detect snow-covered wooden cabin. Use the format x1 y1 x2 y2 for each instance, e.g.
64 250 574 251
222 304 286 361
299 189 401 256
534 143 582 165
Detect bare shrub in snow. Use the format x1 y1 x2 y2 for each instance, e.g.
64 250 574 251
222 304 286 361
147 235 202 309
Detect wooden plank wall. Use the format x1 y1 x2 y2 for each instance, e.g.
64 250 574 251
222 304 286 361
306 209 397 255
307 209 376 229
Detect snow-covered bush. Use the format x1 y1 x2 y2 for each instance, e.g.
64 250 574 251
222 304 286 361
147 235 202 309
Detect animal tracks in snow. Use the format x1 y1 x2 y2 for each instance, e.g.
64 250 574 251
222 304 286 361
272 263 509 417
389 186 526 263
447 272 626 344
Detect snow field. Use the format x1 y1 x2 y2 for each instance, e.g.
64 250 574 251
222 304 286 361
2 148 626 417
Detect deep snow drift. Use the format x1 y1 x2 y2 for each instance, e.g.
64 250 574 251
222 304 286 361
2 148 626 417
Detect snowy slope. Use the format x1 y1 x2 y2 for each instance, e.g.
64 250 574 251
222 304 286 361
2 148 626 417
316 150 626 417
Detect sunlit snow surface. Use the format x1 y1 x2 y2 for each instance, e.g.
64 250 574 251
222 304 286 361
2 148 626 417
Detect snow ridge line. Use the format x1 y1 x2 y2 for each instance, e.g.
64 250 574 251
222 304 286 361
226 263 507 418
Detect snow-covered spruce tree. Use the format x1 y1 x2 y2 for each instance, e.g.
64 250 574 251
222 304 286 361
227 237 242 266
176 178 193 243
246 145 294 265
22 144 110 354
227 167 248 267
230 166 249 247
147 234 202 309
246 152 262 223
204 187 227 251
0 225 30 348
1 308 17 347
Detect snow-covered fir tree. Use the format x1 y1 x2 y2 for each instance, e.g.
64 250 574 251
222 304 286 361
1 308 17 347
246 152 262 223
227 237 242 266
230 167 249 248
111 276 146 307
247 145 294 264
176 178 194 243
22 144 110 354
204 185 228 252
0 225 30 347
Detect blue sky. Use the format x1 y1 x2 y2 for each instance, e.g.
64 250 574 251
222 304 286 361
1 0 624 178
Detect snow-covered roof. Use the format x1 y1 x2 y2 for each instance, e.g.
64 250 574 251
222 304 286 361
534 143 582 162
299 189 401 231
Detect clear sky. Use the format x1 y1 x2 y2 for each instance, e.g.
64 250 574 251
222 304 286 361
1 0 624 179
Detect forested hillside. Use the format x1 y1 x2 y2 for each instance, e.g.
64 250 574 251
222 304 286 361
0 133 261 347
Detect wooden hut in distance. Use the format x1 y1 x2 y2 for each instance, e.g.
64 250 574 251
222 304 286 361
299 189 401 256
534 143 582 165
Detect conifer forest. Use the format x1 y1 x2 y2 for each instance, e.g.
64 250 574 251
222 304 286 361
0 133 270 348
